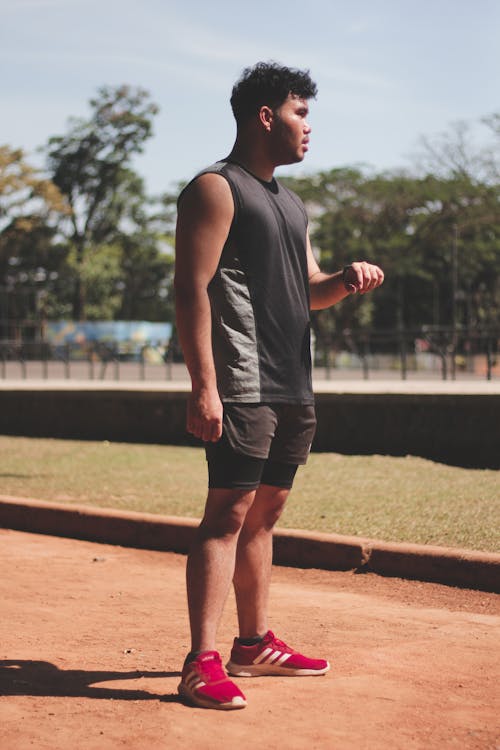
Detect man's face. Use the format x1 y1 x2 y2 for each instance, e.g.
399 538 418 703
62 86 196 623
270 94 311 166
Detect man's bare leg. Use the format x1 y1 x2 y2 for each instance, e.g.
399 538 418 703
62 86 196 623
186 487 256 653
232 484 289 638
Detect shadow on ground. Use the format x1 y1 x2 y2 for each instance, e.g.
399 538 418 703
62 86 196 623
0 660 183 702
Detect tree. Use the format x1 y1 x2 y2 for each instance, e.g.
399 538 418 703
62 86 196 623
0 145 69 338
45 85 159 320
283 140 499 365
116 184 176 322
415 113 500 185
282 169 373 360
413 114 500 331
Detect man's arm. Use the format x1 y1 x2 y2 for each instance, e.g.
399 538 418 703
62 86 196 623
174 173 234 442
306 231 384 309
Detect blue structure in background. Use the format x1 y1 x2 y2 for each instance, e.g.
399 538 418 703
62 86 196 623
45 321 172 361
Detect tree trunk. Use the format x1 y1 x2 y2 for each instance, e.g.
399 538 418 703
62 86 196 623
72 242 86 321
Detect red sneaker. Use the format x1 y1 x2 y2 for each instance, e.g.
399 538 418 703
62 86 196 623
226 631 330 677
178 651 247 710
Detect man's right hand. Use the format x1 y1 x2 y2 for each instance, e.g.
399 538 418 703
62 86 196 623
187 387 223 443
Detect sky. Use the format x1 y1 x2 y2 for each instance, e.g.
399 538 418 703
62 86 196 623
1 0 499 196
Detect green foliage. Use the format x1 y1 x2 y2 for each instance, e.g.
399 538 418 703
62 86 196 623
0 145 68 223
0 146 70 336
45 85 161 320
72 243 123 320
118 233 174 321
283 122 499 360
1 99 498 343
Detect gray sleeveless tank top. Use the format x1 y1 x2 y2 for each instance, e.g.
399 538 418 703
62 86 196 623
179 159 313 404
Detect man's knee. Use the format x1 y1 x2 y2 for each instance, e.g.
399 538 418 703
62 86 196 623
245 485 290 532
199 488 256 539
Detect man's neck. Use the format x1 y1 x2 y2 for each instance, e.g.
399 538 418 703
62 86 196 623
227 144 275 183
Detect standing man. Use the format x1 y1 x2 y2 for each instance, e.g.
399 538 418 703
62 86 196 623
175 62 384 710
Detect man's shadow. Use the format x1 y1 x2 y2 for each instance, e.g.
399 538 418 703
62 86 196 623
0 660 183 703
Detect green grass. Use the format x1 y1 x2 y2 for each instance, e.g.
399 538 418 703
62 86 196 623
1 436 499 552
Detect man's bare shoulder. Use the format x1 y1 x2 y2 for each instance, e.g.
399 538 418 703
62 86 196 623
178 171 233 217
176 171 234 249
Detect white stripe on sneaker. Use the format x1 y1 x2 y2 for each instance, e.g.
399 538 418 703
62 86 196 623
186 672 205 690
253 647 273 664
268 650 283 664
253 648 293 665
275 652 292 666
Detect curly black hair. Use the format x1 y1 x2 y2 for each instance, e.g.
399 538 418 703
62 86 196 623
230 61 317 125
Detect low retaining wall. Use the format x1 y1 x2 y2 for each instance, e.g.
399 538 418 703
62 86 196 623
313 391 500 468
0 387 499 468
1 496 499 593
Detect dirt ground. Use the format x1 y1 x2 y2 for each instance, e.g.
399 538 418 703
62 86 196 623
1 528 499 750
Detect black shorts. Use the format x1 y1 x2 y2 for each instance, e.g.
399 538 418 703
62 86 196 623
205 403 316 490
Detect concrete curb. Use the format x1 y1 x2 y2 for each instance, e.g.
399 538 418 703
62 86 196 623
1 495 499 593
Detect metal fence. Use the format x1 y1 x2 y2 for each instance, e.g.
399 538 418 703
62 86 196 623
0 339 177 382
312 326 499 381
1 326 498 381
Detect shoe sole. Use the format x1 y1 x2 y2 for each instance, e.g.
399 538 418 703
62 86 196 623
226 660 330 677
178 681 247 710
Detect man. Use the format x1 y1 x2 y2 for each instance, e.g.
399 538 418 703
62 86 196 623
174 62 384 710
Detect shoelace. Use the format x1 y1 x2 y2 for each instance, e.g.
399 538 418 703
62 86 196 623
195 656 226 682
267 635 294 653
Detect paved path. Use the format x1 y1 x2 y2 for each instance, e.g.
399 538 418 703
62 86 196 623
1 373 499 394
1 529 499 750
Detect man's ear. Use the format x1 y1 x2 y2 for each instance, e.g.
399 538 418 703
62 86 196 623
258 105 274 132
